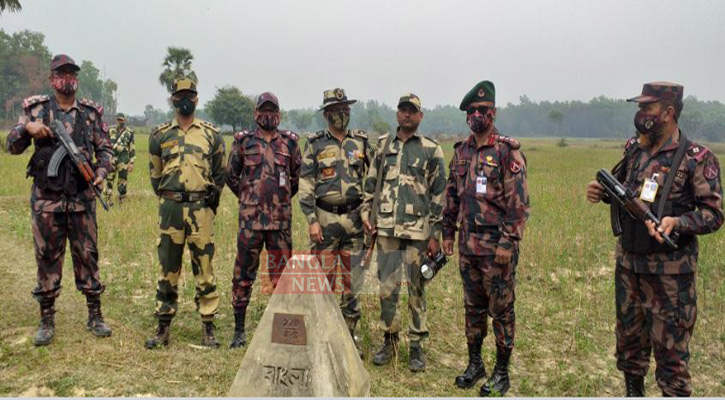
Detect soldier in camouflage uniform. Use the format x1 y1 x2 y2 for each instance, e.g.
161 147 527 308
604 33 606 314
442 81 530 396
360 93 446 372
587 82 723 397
103 113 135 206
5 54 113 346
145 78 227 349
226 92 302 349
298 88 372 357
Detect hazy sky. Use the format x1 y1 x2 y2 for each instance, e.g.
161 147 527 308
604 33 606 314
2 0 724 115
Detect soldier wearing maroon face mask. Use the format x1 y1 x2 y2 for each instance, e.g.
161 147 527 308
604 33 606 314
587 82 723 397
5 54 114 346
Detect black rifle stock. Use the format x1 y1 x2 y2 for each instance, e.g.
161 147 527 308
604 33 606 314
596 169 677 249
48 120 109 211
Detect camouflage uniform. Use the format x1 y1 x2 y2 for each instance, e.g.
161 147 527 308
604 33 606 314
443 129 529 349
226 127 301 313
148 117 226 322
610 82 723 396
103 117 135 203
298 88 373 329
360 125 446 343
6 54 113 344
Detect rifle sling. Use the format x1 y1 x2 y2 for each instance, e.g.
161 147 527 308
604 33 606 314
657 132 689 219
369 134 394 227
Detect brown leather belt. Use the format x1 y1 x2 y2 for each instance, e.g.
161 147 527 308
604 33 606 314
160 190 206 202
316 198 362 215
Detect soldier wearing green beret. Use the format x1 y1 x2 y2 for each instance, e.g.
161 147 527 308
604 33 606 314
443 80 530 396
103 113 135 206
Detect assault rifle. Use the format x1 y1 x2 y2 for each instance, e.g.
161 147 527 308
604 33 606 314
596 169 677 249
48 120 109 211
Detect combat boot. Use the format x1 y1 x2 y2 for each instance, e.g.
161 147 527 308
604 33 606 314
455 336 486 388
86 296 112 337
345 317 363 359
408 341 426 372
372 332 398 366
201 321 220 348
145 320 171 349
480 347 511 396
229 311 247 349
34 304 55 346
624 373 645 397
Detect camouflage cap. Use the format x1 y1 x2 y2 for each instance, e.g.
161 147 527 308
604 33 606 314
459 80 495 110
627 81 684 104
398 93 422 111
320 88 357 110
115 113 126 121
172 78 198 95
50 54 80 72
256 92 280 110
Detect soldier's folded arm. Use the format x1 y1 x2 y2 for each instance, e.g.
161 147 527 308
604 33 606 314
6 113 34 154
677 152 724 235
91 116 113 180
225 140 243 198
497 149 530 250
359 149 381 224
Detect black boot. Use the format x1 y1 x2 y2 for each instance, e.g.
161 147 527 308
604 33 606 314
345 317 363 359
201 321 220 348
625 373 645 397
455 337 486 388
86 296 112 337
408 341 426 372
34 303 55 346
145 320 171 349
230 311 247 349
480 347 511 396
372 332 399 366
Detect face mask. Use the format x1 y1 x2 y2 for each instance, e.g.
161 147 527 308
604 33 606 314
467 110 493 134
256 113 280 131
118 122 125 129
326 111 350 131
51 75 78 95
173 97 196 116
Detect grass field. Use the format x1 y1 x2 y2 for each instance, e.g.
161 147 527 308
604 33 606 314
0 131 724 397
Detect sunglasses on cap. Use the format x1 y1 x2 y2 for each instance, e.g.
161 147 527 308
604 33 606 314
466 106 490 116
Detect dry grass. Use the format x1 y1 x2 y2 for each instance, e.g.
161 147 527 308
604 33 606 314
0 135 723 396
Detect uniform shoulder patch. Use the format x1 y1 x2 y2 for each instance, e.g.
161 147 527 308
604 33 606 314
234 130 252 141
351 129 369 140
22 95 50 110
199 120 220 132
281 130 299 141
453 140 464 149
421 135 438 146
78 98 104 116
152 122 172 136
688 142 711 162
496 134 521 149
308 130 325 142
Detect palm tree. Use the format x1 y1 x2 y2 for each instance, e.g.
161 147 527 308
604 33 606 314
158 47 198 93
0 0 22 13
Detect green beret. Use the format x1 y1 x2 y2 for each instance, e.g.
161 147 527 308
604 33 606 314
459 80 495 111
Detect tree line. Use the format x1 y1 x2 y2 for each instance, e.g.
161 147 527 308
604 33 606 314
3 28 724 141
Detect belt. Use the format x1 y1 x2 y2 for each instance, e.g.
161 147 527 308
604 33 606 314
316 198 362 215
160 190 206 202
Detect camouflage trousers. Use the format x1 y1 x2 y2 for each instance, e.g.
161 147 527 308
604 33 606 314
30 202 105 305
104 157 130 199
154 198 219 322
232 228 291 312
376 236 428 342
311 207 366 321
459 253 517 350
615 263 697 397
